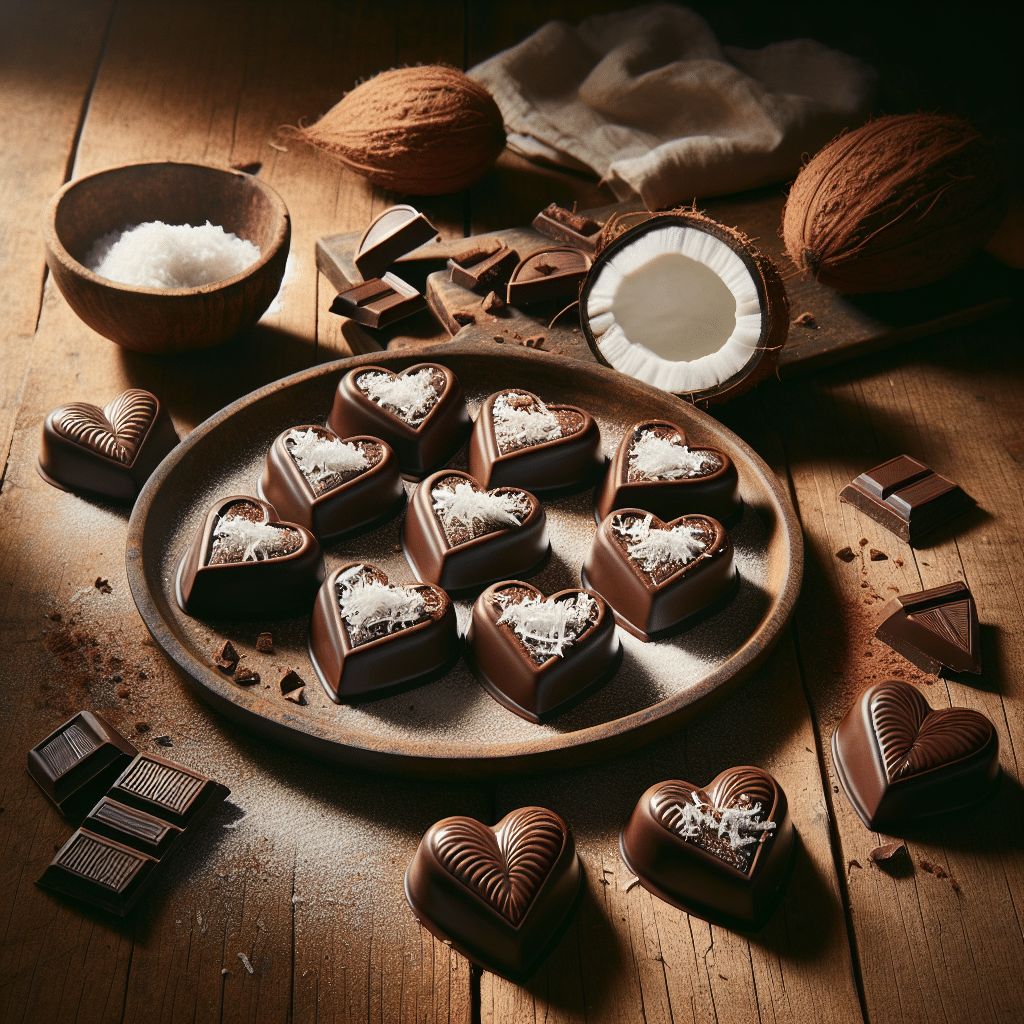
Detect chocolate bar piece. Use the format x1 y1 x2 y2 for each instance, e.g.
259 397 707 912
107 753 230 829
831 678 999 830
875 581 981 674
330 273 426 328
83 796 183 858
506 247 592 306
532 203 603 253
448 244 519 293
839 455 973 545
354 204 438 280
27 712 137 821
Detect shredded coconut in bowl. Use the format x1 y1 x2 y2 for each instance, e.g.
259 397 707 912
86 220 261 288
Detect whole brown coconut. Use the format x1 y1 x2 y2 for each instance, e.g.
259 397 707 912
783 114 1007 293
289 66 506 196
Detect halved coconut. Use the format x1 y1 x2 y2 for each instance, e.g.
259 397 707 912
579 211 789 406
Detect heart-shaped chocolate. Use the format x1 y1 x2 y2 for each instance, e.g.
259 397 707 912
467 389 603 492
38 388 179 501
308 562 459 703
595 420 741 525
176 496 323 617
582 509 736 641
328 363 470 478
832 679 999 830
467 581 619 722
402 470 549 591
620 767 794 930
405 806 583 982
259 425 405 538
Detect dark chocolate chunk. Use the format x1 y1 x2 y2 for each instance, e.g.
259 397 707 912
448 244 519 293
619 767 793 931
532 203 603 253
234 667 260 685
27 712 138 822
279 669 305 702
107 753 229 830
401 470 549 593
582 510 736 642
330 273 427 328
466 581 619 722
836 547 857 562
37 388 179 502
839 455 973 545
214 640 239 672
405 806 583 982
255 632 274 653
870 842 911 875
83 796 183 858
354 205 438 281
875 581 981 674
831 679 999 830
506 247 592 306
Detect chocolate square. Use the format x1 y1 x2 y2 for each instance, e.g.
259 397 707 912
330 273 426 328
107 753 228 829
83 796 184 858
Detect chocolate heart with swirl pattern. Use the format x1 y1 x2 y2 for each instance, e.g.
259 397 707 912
405 806 583 982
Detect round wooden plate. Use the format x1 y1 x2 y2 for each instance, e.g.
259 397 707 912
127 343 802 777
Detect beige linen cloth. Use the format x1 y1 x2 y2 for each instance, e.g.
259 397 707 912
470 4 877 209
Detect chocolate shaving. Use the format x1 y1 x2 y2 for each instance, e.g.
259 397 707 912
255 632 274 653
94 577 112 594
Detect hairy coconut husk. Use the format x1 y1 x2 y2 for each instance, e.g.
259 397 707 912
581 209 790 407
288 66 506 196
783 113 1007 293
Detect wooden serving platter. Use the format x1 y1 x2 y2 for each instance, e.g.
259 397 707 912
126 343 802 777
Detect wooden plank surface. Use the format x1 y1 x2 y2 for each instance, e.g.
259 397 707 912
1 2 1022 1024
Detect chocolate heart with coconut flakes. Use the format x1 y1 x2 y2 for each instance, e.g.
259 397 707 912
175 495 323 617
595 419 741 525
832 679 999 830
401 470 549 591
620 766 794 930
308 562 459 703
405 806 583 982
328 362 470 478
467 581 619 723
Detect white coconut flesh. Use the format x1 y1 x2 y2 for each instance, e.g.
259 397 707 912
586 225 763 394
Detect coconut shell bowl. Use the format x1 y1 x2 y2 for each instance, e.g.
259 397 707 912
43 162 291 354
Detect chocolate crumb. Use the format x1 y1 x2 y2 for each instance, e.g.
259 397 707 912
255 632 274 653
393 544 403 553
452 309 476 326
118 688 131 699
871 842 912 876
279 669 305 695
836 547 856 562
155 736 174 747
214 640 239 672
793 312 817 328
139 670 147 679
48 612 62 622
859 538 869 547
482 291 505 312
94 577 112 594
283 685 305 705
894 557 904 567
522 334 545 349
134 721 150 733
234 667 261 686
848 859 862 872
869 549 888 561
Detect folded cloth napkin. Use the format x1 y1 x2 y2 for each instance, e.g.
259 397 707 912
470 4 876 209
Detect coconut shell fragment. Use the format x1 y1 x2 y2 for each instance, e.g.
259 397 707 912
783 114 1008 293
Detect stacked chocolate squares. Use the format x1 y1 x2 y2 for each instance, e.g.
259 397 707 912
28 711 228 915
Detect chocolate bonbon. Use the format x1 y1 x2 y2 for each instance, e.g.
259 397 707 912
506 247 592 306
402 470 549 592
405 806 583 982
309 562 460 703
582 510 736 641
831 679 999 830
532 203 603 253
619 767 793 931
259 425 404 538
468 389 603 492
37 388 179 501
467 581 619 722
875 581 981 675
839 454 973 545
329 363 470 478
175 495 323 617
595 420 741 524
353 204 438 280
27 711 137 821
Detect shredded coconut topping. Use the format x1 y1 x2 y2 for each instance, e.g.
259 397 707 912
492 392 562 449
211 517 297 562
336 564 426 642
630 430 717 479
432 482 529 533
358 369 439 423
286 429 368 482
670 794 776 851
497 592 597 661
614 514 706 572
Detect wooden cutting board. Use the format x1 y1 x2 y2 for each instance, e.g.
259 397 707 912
316 191 1016 376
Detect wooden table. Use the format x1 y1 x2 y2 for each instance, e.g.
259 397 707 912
2 3 1020 1022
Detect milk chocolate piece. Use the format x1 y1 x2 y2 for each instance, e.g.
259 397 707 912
468 389 603 493
448 243 519 293
330 273 427 328
27 712 137 821
839 455 973 545
595 421 741 524
875 581 981 674
259 425 405 538
620 767 794 931
107 752 229 829
506 247 591 306
308 563 460 704
83 797 183 858
405 806 583 982
466 581 619 722
329 363 471 479
831 679 999 830
37 388 179 502
532 203 603 253
354 204 438 280
401 470 549 592
175 495 324 617
582 510 736 641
